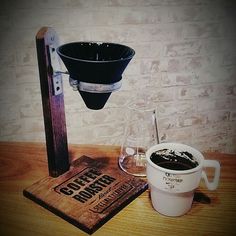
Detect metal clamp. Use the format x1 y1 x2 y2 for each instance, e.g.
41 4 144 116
78 80 122 93
69 77 122 93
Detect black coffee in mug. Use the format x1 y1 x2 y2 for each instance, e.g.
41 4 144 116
150 149 199 171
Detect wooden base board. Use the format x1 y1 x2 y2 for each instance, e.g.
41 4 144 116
23 155 148 234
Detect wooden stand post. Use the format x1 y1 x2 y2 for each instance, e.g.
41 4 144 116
36 27 69 177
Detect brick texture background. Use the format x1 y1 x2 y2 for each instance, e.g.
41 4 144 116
0 0 235 153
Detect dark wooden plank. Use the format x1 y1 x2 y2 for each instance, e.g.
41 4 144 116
36 27 69 177
23 155 148 234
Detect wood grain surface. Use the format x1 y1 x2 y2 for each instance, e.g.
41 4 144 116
0 142 235 236
36 27 69 177
23 155 148 234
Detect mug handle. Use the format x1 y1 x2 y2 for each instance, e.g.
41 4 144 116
201 160 221 190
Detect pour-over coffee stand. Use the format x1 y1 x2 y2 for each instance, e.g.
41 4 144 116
23 27 147 234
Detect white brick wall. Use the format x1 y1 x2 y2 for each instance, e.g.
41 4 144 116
0 0 235 153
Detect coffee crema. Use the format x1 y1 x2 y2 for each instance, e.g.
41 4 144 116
150 149 199 171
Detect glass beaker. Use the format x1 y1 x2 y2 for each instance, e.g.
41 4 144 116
118 99 159 177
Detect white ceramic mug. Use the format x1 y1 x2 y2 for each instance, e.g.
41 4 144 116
146 143 220 216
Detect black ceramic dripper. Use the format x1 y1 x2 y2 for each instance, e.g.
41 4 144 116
57 42 135 109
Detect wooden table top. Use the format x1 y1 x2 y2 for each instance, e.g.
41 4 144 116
0 142 235 236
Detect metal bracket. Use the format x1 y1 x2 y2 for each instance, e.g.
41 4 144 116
53 74 63 96
48 45 63 96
